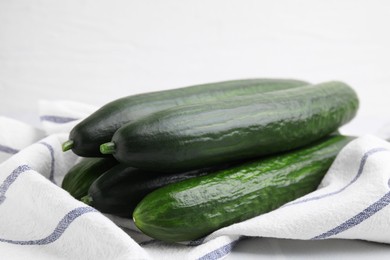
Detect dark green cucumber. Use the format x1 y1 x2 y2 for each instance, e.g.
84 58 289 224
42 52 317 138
62 157 118 200
102 81 358 172
133 134 355 242
81 164 229 217
64 79 309 156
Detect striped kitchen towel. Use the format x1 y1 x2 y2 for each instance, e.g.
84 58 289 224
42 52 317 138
1 99 390 259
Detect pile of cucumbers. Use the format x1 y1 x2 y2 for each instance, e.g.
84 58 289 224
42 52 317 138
61 79 359 242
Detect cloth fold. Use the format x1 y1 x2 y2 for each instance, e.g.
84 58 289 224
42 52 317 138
1 99 390 260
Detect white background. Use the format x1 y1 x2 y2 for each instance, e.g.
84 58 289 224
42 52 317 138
1 0 390 258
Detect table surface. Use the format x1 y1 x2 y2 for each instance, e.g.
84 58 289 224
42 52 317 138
2 0 390 258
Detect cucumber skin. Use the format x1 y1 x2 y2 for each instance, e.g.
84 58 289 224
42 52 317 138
133 135 355 242
69 79 309 156
111 81 359 172
86 164 231 217
61 157 118 200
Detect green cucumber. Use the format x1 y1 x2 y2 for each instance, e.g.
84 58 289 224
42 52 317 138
62 157 118 200
64 79 309 156
101 81 358 172
133 134 355 242
81 164 229 217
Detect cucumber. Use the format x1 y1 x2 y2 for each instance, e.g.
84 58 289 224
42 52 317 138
101 81 358 172
63 79 309 156
62 157 118 200
133 134 355 242
81 164 229 217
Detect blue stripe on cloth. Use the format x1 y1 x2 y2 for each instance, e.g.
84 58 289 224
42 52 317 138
0 144 19 154
38 142 56 184
283 147 389 208
0 165 31 204
312 188 390 240
0 206 97 245
40 115 78 124
198 237 242 260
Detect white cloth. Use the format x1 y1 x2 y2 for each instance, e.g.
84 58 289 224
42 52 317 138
1 100 390 260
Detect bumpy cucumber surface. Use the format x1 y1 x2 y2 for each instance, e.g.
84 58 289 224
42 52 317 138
64 79 309 156
133 135 355 242
102 81 358 172
82 164 230 217
62 157 118 200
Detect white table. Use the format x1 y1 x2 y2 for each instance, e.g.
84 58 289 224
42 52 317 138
2 0 390 258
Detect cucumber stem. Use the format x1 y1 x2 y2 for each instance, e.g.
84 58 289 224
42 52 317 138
81 195 93 205
100 142 116 154
62 140 74 152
